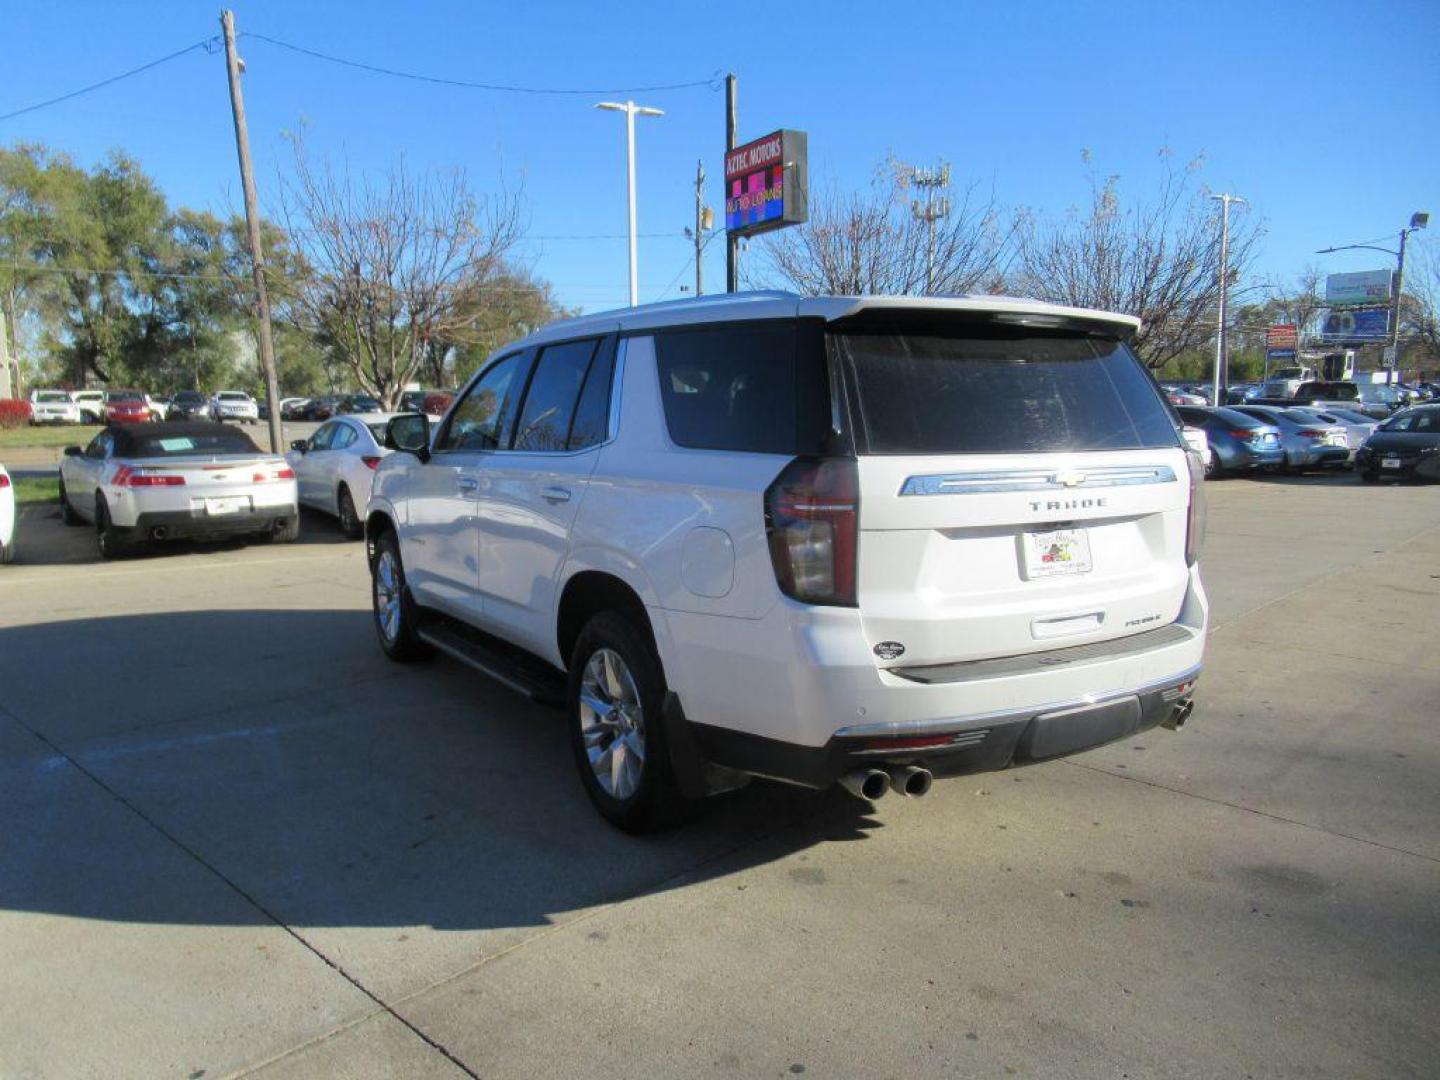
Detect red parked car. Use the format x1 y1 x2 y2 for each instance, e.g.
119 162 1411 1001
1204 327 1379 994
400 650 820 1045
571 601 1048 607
103 390 153 424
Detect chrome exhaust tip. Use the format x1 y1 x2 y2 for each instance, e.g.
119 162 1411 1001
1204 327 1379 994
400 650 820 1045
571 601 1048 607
1161 698 1194 731
888 765 933 797
839 768 890 802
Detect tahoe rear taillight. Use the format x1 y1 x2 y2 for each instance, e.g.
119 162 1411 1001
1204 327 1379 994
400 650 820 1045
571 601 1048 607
1184 450 1206 568
764 457 858 606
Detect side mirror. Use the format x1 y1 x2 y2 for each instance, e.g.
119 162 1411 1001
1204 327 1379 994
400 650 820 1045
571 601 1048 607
290 439 308 453
63 445 83 457
386 413 431 461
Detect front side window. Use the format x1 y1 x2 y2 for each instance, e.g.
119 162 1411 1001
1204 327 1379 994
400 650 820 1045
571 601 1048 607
309 423 337 451
440 352 529 452
514 339 600 452
837 329 1177 454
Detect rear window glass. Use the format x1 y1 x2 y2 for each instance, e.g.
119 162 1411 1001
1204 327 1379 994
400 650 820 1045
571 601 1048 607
837 331 1177 454
129 430 260 457
107 391 144 402
654 322 819 454
36 392 70 403
218 392 249 401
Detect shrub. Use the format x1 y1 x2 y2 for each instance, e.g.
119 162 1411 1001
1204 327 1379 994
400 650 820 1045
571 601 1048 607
0 398 33 429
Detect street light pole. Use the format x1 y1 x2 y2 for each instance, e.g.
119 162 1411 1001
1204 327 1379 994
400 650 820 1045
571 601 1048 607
1210 193 1246 407
595 100 664 307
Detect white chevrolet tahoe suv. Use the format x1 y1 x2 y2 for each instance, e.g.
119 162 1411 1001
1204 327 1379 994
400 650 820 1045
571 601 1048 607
367 292 1207 831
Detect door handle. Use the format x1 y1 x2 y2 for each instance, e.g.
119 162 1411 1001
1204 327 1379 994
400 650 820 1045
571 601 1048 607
542 486 571 504
456 476 479 494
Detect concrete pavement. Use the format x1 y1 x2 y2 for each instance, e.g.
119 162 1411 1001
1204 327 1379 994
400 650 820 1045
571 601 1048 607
1 476 1437 1078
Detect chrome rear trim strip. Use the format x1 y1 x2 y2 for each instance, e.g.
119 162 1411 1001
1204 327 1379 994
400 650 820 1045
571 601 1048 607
899 463 1177 496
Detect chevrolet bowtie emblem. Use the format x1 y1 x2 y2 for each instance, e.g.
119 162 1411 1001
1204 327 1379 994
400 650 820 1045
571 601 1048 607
1052 470 1086 488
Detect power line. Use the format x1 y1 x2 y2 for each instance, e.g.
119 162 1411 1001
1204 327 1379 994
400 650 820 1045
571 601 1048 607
0 36 219 123
242 32 721 96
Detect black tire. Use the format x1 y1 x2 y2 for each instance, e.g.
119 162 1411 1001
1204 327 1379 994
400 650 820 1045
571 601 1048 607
1360 469 1379 483
59 478 84 526
337 485 363 539
95 498 139 559
567 612 691 833
371 528 431 662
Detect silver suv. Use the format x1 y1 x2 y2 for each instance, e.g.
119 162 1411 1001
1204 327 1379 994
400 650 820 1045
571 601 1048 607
366 293 1207 830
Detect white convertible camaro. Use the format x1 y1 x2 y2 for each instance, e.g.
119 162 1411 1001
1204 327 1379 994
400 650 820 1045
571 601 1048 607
58 421 299 558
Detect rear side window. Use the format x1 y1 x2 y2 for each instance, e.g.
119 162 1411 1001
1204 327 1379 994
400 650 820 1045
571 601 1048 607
836 330 1177 455
331 424 358 450
440 352 529 452
514 338 599 451
654 322 819 454
568 337 617 450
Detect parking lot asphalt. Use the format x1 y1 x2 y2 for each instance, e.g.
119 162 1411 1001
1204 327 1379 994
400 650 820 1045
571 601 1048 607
1 475 1438 1079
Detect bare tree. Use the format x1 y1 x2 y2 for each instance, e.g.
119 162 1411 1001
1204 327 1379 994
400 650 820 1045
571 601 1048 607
278 139 523 407
1401 240 1440 375
754 160 1013 296
1014 151 1262 369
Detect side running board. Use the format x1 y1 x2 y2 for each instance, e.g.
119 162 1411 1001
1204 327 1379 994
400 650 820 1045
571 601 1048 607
417 616 566 708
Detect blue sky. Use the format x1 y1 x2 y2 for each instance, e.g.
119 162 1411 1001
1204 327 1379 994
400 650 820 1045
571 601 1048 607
2 0 1436 313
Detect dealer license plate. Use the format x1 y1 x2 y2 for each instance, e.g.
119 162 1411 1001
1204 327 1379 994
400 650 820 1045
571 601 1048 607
1023 526 1093 579
1382 457 1402 469
205 496 248 516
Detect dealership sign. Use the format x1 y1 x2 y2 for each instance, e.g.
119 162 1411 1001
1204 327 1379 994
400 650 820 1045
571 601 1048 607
1318 307 1390 343
725 129 808 237
1325 269 1393 306
1265 324 1298 349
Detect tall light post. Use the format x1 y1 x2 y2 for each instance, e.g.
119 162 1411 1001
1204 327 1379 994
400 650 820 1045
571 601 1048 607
1210 193 1247 406
595 100 664 306
1317 211 1429 384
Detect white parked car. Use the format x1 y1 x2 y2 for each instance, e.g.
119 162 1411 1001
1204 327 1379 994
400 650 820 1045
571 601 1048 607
0 464 15 564
1289 406 1377 458
147 394 170 422
72 389 105 424
29 389 81 425
286 413 393 538
366 292 1208 831
1181 425 1212 473
58 421 298 557
210 390 259 424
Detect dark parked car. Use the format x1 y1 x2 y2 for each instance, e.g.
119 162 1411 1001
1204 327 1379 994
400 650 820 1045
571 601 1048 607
399 389 455 417
1354 405 1440 482
167 390 210 421
335 394 383 415
1175 405 1285 477
301 396 340 421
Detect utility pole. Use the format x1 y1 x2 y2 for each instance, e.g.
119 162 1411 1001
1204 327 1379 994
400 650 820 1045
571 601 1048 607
688 159 714 296
220 10 283 453
1388 226 1411 385
905 162 951 295
1210 193 1246 407
595 100 664 306
725 73 738 293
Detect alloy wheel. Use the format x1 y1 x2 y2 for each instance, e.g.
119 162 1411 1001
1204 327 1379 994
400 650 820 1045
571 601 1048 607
578 648 646 800
374 550 402 643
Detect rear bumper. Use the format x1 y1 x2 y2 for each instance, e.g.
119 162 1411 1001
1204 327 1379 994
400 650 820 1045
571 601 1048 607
1218 443 1284 469
687 666 1199 789
117 507 296 542
660 565 1209 788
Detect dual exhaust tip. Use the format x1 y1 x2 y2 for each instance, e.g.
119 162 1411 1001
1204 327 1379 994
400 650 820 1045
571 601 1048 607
840 765 933 802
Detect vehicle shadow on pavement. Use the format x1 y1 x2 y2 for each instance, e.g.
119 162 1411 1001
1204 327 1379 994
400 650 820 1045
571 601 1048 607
9 506 354 566
0 608 883 935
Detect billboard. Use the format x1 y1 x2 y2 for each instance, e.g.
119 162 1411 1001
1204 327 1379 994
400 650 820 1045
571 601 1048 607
1325 269 1393 306
725 129 808 237
1318 307 1390 343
